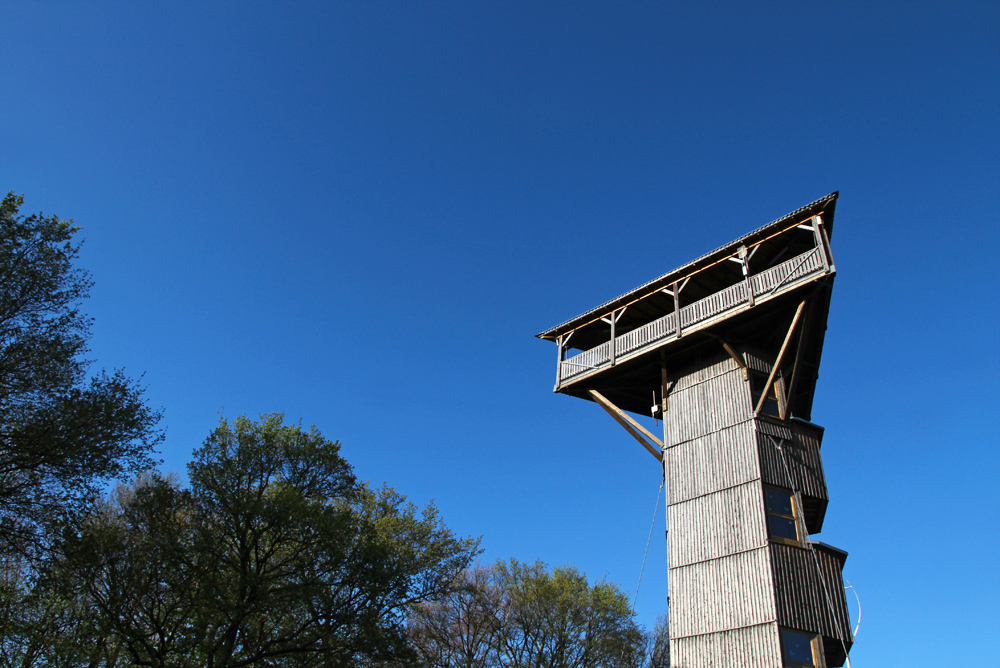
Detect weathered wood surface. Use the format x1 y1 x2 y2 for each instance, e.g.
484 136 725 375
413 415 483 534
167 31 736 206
669 547 777 639
757 420 829 513
663 355 751 446
771 543 853 649
671 623 782 668
664 420 759 506
667 481 768 568
660 347 851 665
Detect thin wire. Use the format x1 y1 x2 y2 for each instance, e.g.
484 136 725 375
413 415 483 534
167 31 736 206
632 476 664 614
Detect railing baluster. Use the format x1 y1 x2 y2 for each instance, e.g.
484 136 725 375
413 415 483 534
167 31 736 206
558 249 826 383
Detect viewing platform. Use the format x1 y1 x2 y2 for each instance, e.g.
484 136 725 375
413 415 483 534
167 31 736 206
538 192 839 420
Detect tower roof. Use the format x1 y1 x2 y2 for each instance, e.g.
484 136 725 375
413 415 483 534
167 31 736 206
537 192 838 341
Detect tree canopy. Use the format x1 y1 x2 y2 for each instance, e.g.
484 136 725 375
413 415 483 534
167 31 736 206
49 414 480 668
406 559 667 668
0 191 161 557
0 193 667 667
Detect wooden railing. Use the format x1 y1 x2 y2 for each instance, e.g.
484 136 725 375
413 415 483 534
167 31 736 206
558 246 827 384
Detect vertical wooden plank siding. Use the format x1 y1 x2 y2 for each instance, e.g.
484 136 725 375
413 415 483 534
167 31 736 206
667 481 768 568
770 543 853 647
756 420 829 503
664 421 759 506
664 348 780 659
667 351 733 392
663 356 752 446
653 302 846 665
813 544 854 650
670 547 777 639
671 623 782 668
742 349 773 375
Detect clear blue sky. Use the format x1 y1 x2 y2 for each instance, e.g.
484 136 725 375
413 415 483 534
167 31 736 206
3 1 997 663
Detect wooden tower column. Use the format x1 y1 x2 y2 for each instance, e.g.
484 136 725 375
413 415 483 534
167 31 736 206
538 193 853 668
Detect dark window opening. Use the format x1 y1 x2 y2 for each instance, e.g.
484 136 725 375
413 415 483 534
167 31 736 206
765 486 800 545
781 628 817 667
750 370 783 417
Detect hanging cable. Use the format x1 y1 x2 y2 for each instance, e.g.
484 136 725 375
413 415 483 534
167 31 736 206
631 475 664 614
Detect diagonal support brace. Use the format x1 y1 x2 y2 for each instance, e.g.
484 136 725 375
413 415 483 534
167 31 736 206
589 390 663 462
755 299 807 415
709 334 748 381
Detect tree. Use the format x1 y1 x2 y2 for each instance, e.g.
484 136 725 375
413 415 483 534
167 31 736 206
0 192 161 558
49 474 200 668
407 559 650 668
405 563 501 668
645 616 670 668
57 414 480 668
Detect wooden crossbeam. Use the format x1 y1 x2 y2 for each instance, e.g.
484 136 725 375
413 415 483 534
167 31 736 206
755 299 807 415
672 282 681 338
589 390 663 462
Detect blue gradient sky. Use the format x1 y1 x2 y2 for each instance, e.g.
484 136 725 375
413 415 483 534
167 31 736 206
3 2 998 663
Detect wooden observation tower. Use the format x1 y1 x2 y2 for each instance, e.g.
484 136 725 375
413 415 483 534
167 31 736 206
537 193 853 667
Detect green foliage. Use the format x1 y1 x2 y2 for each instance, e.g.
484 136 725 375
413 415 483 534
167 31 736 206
0 192 662 666
53 414 479 668
0 192 162 558
407 559 659 668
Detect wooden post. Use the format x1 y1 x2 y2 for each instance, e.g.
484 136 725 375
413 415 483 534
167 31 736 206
819 217 836 273
555 335 565 387
661 354 669 415
672 282 681 338
811 216 831 274
775 372 788 420
783 316 809 419
739 245 755 307
610 310 617 366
